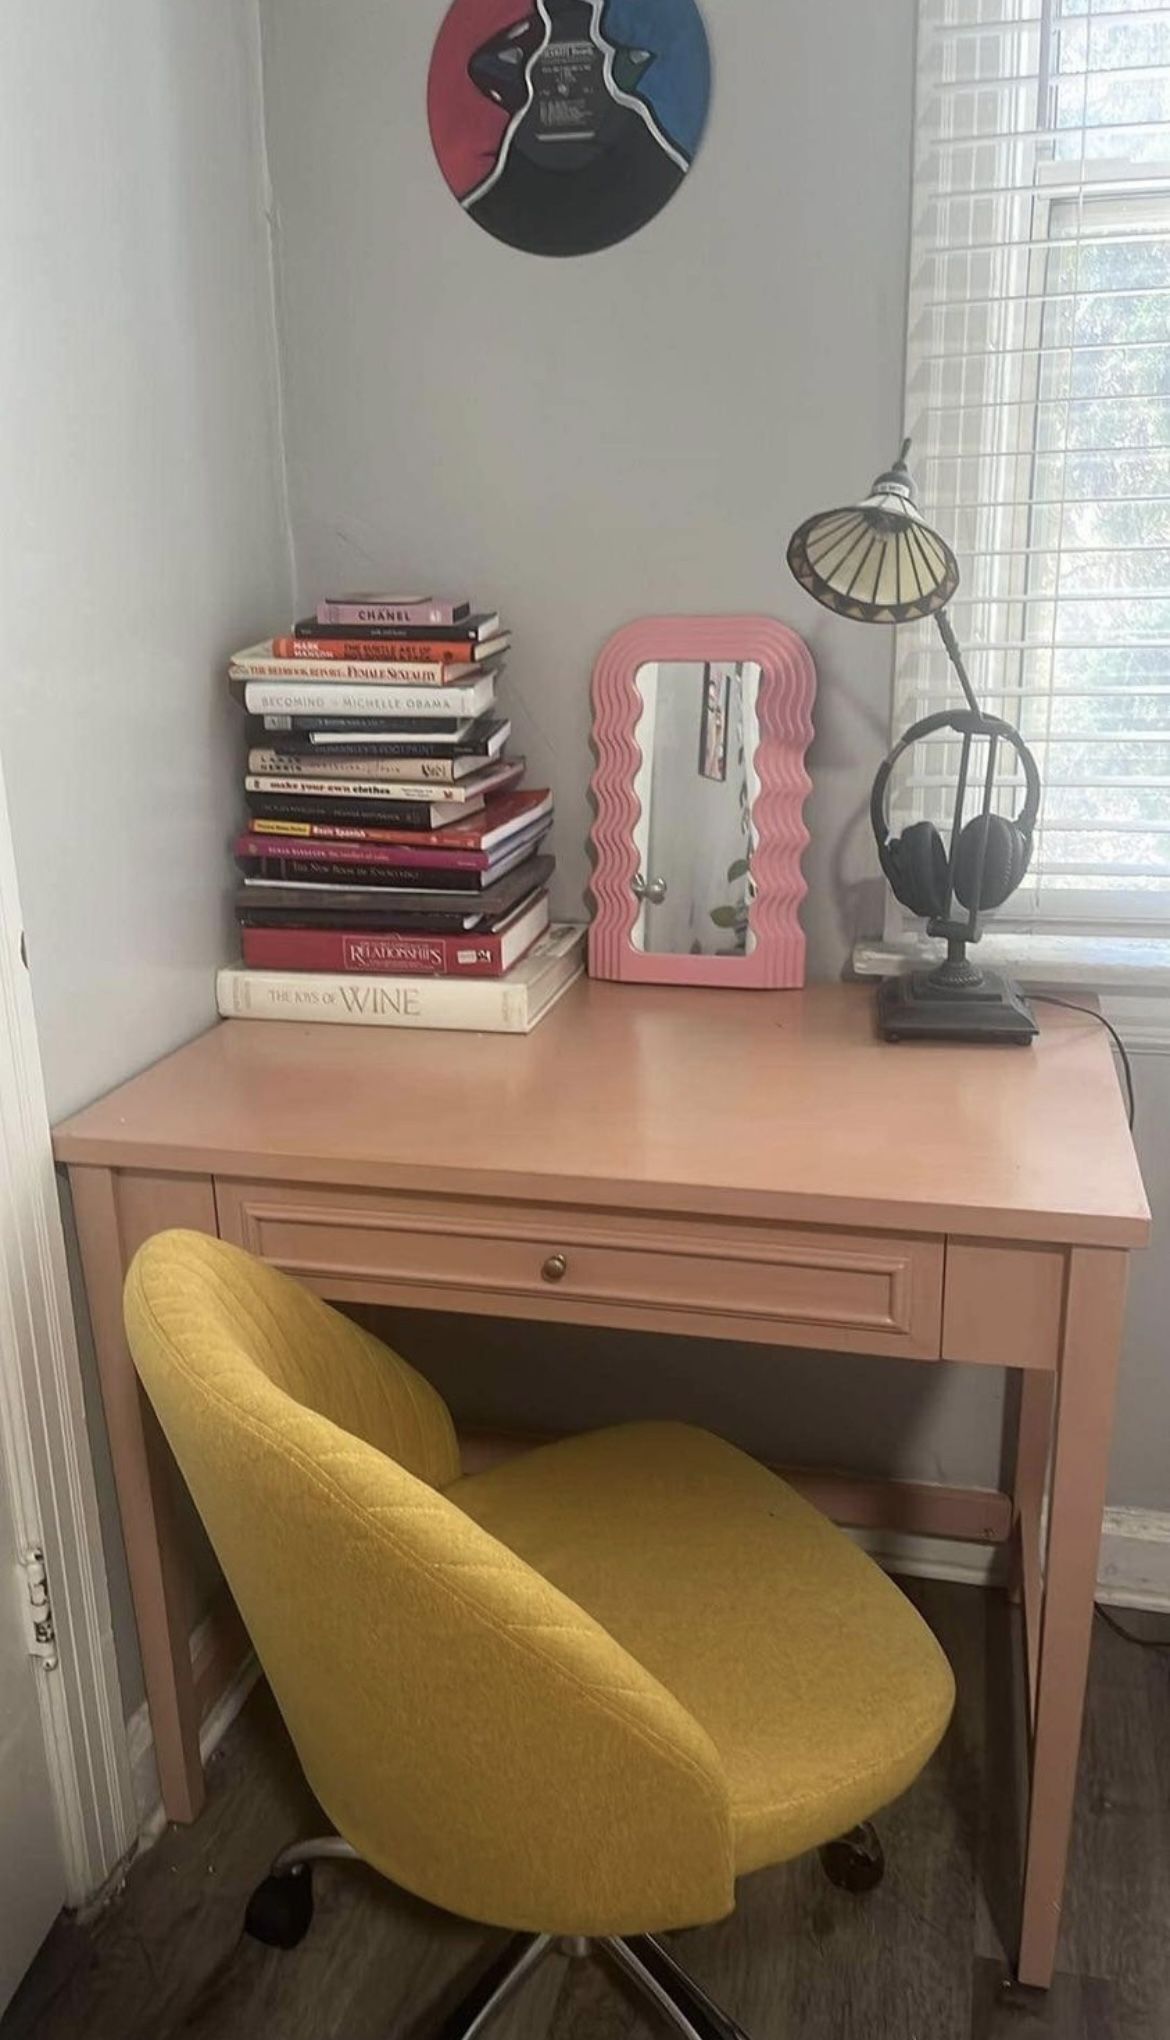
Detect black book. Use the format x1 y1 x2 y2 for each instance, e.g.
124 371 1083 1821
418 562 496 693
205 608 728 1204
236 866 549 931
246 716 510 763
245 792 484 830
294 611 500 645
257 713 477 738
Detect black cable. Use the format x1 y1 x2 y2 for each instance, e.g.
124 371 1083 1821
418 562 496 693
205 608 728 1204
1030 994 1135 1132
1095 1603 1170 1651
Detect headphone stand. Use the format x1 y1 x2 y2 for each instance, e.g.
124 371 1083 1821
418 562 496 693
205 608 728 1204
877 943 1038 1045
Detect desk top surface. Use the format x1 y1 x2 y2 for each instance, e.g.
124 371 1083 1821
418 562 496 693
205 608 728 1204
53 980 1150 1248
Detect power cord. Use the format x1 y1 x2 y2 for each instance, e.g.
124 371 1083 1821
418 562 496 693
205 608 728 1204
1029 994 1135 1132
1095 1603 1170 1651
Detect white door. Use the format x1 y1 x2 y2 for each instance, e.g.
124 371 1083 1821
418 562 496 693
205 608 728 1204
0 750 137 2013
0 1465 65 2012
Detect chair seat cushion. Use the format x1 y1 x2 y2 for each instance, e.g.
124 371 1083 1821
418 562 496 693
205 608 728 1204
450 1423 955 1874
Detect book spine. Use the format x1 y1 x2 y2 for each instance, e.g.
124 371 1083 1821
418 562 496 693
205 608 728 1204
240 926 514 977
248 811 472 844
234 656 465 683
259 716 467 734
244 774 470 805
274 636 487 664
248 748 460 783
235 833 488 871
218 967 527 1030
238 858 477 888
317 600 469 627
285 742 479 763
244 822 492 859
242 682 489 716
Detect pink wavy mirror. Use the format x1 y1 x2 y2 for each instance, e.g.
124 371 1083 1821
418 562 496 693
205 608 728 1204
588 616 816 987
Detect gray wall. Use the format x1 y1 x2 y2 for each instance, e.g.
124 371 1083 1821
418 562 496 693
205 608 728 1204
258 0 1170 1516
257 0 905 979
1 1 293 1710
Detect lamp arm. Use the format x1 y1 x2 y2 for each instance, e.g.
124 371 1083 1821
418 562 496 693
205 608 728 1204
934 608 983 720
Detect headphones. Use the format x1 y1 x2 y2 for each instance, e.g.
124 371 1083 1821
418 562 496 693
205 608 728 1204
870 710 1041 926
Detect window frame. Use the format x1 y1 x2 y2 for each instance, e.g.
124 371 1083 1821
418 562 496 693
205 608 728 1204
889 0 1170 944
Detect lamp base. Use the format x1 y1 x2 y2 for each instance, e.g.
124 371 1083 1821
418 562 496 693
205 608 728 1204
877 967 1038 1046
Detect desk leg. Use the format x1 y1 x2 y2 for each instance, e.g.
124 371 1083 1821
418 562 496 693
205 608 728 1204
1017 1247 1128 1991
1014 1372 1055 1730
68 1165 218 1826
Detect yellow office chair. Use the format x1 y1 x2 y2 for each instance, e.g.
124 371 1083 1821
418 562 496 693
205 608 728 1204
124 1230 954 2040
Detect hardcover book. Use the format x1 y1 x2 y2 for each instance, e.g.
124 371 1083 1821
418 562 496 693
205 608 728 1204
316 596 472 628
245 789 552 854
300 611 499 644
240 675 497 720
243 760 523 807
273 633 509 665
256 714 480 738
247 717 510 763
235 830 551 889
230 642 503 684
245 744 519 784
216 924 586 1033
235 857 554 923
239 890 550 978
246 792 483 831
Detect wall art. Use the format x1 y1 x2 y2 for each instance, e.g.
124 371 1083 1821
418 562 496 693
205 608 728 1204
428 0 711 258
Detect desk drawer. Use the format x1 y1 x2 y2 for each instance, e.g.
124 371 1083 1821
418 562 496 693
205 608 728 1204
215 1180 945 1359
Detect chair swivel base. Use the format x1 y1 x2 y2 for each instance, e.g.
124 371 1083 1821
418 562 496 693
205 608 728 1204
245 1824 886 2040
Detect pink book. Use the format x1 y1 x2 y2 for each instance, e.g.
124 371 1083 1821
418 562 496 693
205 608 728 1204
317 595 471 629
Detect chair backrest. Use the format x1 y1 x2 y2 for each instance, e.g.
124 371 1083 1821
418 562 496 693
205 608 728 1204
124 1231 733 1937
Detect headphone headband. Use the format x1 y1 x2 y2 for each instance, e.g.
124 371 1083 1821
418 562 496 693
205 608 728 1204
870 709 1041 859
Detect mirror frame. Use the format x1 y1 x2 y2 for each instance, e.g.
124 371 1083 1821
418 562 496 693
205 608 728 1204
588 615 816 987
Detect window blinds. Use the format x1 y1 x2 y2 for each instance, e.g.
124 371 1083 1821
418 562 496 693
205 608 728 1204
894 0 1170 928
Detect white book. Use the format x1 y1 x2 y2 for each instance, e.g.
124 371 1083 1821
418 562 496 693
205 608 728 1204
307 720 510 755
216 925 586 1035
241 675 497 720
243 760 521 805
230 641 507 682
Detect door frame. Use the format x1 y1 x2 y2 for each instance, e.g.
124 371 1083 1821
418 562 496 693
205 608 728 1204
0 752 137 1905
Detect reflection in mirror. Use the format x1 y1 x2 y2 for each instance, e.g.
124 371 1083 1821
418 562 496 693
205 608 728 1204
631 661 762 956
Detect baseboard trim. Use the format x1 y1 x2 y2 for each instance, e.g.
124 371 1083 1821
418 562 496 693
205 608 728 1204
127 1611 258 1845
854 1527 1006 1589
860 1505 1170 1613
1096 1506 1170 1611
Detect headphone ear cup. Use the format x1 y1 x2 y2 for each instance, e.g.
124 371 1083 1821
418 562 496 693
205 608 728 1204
953 813 1029 912
884 820 950 920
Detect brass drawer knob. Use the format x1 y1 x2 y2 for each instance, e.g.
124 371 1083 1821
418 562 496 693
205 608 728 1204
541 1253 568 1284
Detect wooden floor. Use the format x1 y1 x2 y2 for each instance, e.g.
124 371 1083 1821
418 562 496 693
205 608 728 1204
5 1581 1170 2040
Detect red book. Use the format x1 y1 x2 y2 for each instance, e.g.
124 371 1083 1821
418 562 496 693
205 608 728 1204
240 891 550 978
232 822 550 874
271 634 508 665
247 788 552 853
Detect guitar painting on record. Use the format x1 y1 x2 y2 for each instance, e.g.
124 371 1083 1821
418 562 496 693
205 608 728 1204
428 0 711 256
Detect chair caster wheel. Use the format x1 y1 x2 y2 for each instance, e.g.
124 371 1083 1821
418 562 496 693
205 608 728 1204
819 1823 885 1894
244 1865 314 1947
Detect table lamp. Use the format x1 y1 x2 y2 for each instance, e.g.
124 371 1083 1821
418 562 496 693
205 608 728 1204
787 442 1040 1044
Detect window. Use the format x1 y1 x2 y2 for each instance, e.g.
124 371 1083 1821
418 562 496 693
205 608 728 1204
894 0 1170 933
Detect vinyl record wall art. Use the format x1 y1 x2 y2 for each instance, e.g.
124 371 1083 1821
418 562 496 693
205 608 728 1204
428 0 711 257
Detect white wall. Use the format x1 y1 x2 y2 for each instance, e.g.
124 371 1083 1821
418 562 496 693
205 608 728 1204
258 0 1170 1518
0 1 293 1123
0 1 293 1709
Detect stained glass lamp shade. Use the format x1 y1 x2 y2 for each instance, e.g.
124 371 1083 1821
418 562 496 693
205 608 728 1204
786 441 959 626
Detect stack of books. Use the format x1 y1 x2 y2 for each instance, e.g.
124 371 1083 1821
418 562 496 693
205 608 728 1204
216 593 584 1032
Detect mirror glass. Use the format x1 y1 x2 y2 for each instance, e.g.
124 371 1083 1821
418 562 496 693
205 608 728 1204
631 660 762 956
